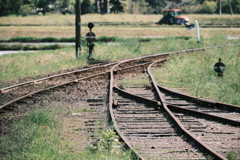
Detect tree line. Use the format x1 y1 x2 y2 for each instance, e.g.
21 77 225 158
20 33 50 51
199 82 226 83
0 0 239 17
0 0 75 16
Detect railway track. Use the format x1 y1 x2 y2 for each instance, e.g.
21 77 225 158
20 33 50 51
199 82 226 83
1 44 240 159
109 46 240 159
149 60 240 159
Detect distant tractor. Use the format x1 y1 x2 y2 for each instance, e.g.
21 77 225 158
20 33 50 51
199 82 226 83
157 9 189 25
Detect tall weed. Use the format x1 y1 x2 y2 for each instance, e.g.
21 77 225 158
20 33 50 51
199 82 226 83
0 109 60 159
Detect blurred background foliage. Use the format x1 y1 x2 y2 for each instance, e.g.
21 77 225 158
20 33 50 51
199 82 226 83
0 0 239 16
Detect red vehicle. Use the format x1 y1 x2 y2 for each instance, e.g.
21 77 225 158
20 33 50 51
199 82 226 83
157 9 189 25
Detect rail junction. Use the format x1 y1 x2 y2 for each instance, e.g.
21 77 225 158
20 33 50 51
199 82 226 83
1 44 240 159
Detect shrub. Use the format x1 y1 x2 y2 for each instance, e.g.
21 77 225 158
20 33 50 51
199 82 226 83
20 5 32 17
81 0 94 15
7 37 77 43
198 1 217 14
226 151 238 160
89 129 121 152
0 44 64 50
59 37 75 42
181 4 201 14
40 37 59 42
9 37 39 42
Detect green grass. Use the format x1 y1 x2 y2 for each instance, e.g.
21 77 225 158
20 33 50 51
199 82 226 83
226 151 239 160
118 74 151 88
0 108 134 160
151 45 240 106
0 47 88 82
0 109 62 160
0 44 69 50
0 36 189 43
0 37 77 42
1 35 240 82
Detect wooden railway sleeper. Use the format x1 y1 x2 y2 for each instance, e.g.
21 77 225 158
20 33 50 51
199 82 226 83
148 60 228 160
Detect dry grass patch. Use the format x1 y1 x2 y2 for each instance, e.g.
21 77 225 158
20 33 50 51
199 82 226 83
0 26 240 40
1 14 240 26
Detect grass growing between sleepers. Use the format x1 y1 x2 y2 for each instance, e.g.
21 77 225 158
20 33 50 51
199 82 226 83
118 74 151 88
151 45 240 106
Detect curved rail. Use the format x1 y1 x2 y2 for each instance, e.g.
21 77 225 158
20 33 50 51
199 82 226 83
108 59 146 160
0 61 152 111
0 72 109 110
147 59 240 160
1 43 239 93
2 43 240 159
158 85 240 113
157 85 240 126
108 57 228 159
0 62 116 93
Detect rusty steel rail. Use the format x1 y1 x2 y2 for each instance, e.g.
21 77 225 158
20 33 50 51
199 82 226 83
0 72 109 110
0 61 156 111
0 59 157 111
108 59 146 160
107 56 170 159
0 62 116 93
167 104 240 126
111 83 240 159
158 85 240 114
1 43 239 159
112 80 239 159
147 59 228 160
1 43 239 93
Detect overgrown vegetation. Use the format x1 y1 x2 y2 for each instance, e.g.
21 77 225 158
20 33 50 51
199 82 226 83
0 108 134 160
151 45 240 106
0 36 125 43
198 1 217 14
226 151 239 160
0 109 62 159
118 74 151 88
0 36 191 44
0 47 88 82
1 35 240 82
1 35 239 160
0 37 76 43
86 128 137 159
0 44 69 51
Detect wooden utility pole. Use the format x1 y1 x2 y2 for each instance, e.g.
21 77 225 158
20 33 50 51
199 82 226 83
75 0 81 58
